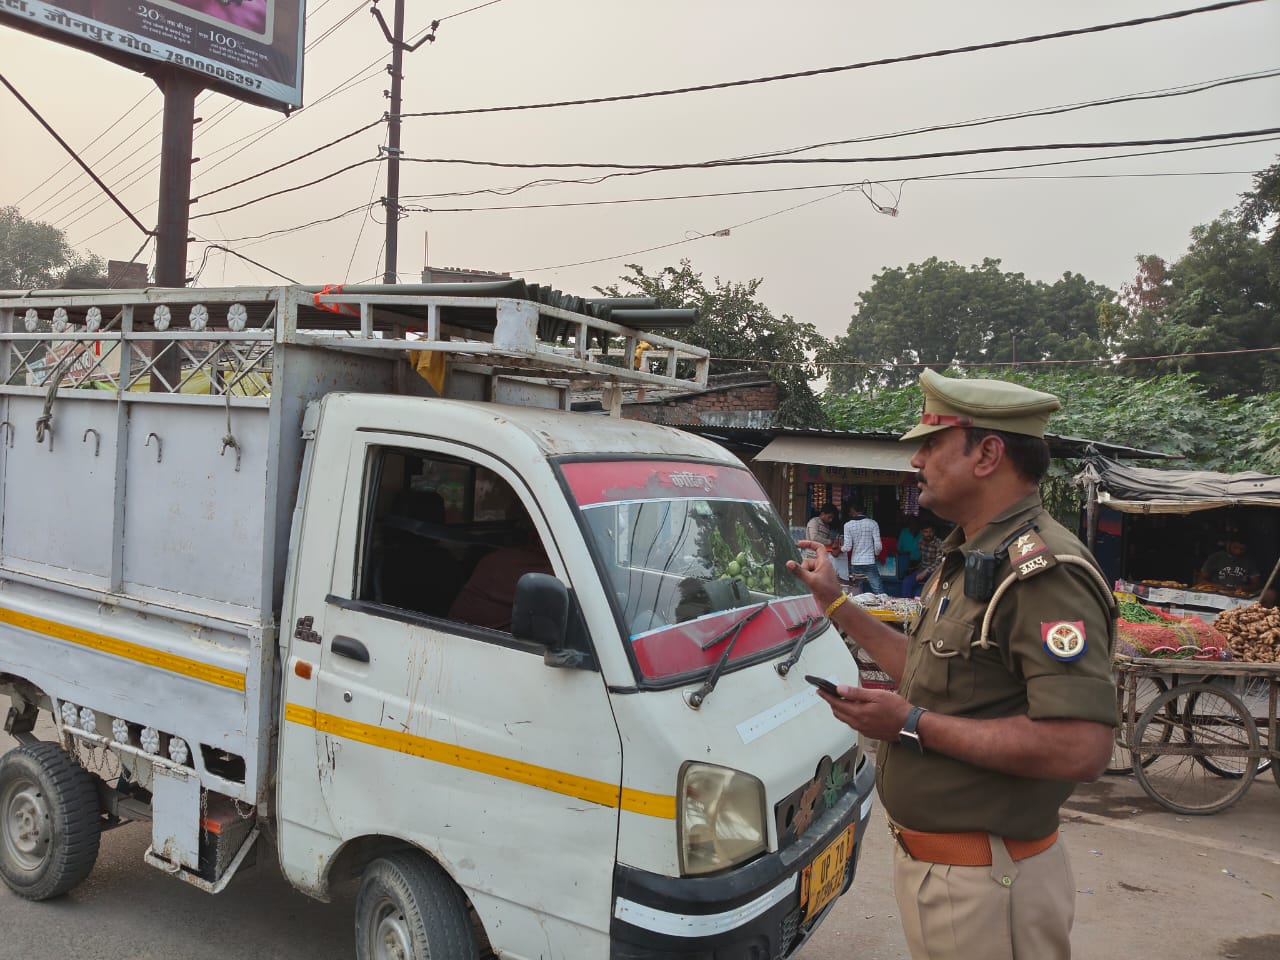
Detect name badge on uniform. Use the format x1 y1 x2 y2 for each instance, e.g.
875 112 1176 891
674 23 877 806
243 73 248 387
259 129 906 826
1041 620 1087 661
1011 529 1057 579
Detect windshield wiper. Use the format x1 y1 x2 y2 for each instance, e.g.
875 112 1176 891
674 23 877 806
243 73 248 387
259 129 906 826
775 615 828 677
687 602 770 709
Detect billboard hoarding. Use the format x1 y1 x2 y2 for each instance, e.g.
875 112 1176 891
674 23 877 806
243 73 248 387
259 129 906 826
1 0 305 110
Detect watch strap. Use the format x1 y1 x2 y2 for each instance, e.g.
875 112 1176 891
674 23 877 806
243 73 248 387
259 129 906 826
899 705 928 753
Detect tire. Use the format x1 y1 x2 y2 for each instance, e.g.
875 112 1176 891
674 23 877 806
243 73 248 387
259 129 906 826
355 852 480 960
0 742 102 900
1188 676 1272 779
1107 676 1169 775
1133 683 1258 816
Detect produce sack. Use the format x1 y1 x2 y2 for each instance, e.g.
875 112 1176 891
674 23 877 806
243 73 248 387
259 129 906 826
1114 599 1230 660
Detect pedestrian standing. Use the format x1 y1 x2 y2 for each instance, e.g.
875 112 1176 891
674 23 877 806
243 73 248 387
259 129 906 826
788 369 1117 960
803 503 842 568
843 506 883 594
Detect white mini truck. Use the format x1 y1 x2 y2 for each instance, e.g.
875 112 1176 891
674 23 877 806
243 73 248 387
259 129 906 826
0 282 874 959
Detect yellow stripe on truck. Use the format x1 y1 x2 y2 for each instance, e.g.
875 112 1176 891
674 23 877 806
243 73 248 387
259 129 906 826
285 703 676 820
0 606 246 692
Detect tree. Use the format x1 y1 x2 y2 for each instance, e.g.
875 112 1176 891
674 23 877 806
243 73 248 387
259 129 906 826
824 368 1280 473
0 206 105 290
825 257 1116 394
1117 211 1280 397
596 260 829 427
1237 153 1280 282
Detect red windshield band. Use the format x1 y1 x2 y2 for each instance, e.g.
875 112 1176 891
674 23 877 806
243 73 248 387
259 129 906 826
919 413 973 427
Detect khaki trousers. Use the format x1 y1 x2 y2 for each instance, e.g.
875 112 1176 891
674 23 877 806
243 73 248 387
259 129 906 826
893 836 1075 960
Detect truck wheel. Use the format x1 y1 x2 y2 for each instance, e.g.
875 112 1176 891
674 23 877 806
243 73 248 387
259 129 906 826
355 852 480 960
0 742 102 899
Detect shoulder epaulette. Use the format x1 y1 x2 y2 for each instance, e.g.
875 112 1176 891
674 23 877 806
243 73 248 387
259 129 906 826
1007 528 1057 580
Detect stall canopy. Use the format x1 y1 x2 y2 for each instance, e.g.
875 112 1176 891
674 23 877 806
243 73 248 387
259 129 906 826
754 436 916 473
1079 456 1280 514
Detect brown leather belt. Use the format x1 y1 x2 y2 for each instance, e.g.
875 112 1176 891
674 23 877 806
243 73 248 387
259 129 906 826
889 823 1058 866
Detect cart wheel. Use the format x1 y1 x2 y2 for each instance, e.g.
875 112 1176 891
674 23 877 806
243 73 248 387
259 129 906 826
1133 682 1258 816
1187 676 1272 778
1106 676 1169 775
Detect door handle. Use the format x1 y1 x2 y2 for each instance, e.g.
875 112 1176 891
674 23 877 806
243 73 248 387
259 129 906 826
331 635 370 663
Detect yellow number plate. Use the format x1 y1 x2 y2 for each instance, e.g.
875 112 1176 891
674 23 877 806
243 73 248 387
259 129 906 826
801 824 856 921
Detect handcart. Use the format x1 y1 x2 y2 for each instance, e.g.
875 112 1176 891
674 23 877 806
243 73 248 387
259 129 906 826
1111 657 1279 815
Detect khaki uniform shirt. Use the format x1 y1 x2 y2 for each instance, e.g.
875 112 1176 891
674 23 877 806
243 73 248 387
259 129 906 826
876 492 1117 840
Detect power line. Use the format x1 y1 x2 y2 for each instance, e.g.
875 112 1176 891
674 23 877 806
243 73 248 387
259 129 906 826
408 168 1270 215
14 89 155 211
716 345 1280 370
401 128 1280 176
193 203 378 245
510 189 849 273
402 131 1280 205
402 0 1263 118
0 71 151 238
189 237 299 284
491 138 1280 274
438 0 507 22
726 68 1280 163
190 159 384 220
191 119 384 201
31 0 367 232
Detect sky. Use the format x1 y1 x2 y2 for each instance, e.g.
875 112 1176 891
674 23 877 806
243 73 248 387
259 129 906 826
2 0 1278 345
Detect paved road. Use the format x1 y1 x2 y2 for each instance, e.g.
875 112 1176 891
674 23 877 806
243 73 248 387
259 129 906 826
2 723 1278 959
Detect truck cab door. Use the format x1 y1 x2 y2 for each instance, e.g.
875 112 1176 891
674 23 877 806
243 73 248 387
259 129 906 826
280 428 622 955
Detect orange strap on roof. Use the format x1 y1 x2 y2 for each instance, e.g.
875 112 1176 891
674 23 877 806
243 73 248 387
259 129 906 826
313 283 360 317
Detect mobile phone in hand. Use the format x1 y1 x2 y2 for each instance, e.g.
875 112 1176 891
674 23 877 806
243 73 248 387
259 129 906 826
804 675 842 697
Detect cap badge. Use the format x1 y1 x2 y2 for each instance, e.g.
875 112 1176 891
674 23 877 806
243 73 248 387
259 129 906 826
1041 621 1086 661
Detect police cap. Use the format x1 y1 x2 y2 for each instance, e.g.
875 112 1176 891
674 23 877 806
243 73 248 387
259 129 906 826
900 369 1061 442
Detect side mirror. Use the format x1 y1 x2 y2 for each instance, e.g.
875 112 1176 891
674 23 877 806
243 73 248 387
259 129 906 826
512 572 569 649
512 573 597 670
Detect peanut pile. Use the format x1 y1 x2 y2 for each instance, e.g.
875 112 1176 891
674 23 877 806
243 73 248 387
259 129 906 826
1213 604 1280 663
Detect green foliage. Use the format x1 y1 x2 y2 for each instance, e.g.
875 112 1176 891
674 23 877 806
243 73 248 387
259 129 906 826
1238 154 1280 282
821 369 1280 523
824 368 1280 471
1117 210 1279 397
597 260 829 427
0 206 105 290
824 257 1118 393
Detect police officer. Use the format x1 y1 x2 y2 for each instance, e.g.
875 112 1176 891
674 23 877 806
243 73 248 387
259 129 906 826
789 369 1116 960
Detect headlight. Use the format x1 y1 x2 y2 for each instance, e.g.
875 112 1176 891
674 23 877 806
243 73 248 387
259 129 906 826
678 762 767 876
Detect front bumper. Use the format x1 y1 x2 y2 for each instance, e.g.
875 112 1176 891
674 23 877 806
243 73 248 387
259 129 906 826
609 755 876 959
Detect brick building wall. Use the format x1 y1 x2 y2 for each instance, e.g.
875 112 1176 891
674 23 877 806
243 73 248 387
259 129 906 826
620 381 780 427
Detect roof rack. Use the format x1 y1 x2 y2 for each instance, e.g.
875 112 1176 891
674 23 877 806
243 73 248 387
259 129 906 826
0 283 710 395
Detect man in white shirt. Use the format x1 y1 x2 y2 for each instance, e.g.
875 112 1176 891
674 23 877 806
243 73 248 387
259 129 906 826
843 508 884 594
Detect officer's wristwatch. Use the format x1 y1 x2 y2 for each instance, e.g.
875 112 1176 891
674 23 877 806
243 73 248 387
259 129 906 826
898 705 928 754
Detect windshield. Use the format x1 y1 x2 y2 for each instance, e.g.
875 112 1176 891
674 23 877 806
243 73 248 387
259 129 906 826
560 460 819 681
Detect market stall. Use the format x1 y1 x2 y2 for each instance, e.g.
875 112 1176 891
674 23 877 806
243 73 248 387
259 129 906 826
1078 456 1280 621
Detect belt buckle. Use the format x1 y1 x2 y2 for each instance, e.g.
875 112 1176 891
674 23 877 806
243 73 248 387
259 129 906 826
886 820 912 857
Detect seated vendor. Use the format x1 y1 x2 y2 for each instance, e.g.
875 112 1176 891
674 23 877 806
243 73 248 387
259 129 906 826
1195 538 1262 593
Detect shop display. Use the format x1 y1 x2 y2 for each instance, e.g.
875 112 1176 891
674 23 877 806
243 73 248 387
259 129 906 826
1213 604 1280 664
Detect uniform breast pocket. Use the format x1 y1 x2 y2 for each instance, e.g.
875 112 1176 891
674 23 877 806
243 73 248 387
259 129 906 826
912 618 977 703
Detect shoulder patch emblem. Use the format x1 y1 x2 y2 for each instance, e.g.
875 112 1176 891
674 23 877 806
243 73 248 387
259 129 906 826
1041 620 1087 661
1011 530 1057 579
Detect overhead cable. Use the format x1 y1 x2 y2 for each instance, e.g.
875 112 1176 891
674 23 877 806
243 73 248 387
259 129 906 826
493 137 1280 273
715 345 1280 370
190 159 384 220
510 189 850 273
402 128 1280 175
190 237 299 284
402 130 1280 204
193 203 378 245
192 118 384 201
14 88 154 211
0 71 151 238
402 1 1263 118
